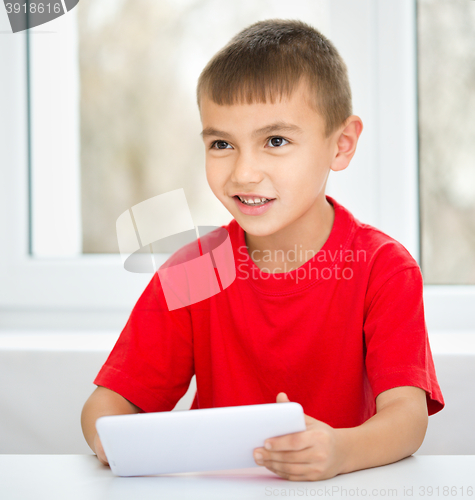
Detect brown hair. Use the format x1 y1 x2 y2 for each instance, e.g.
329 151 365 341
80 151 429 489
196 18 353 139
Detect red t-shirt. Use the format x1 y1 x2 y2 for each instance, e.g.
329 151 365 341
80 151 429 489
94 194 444 428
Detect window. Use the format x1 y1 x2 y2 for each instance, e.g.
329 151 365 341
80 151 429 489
417 0 475 285
1 0 473 331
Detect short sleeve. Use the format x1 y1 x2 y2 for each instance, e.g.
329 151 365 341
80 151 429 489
94 272 194 413
363 265 445 416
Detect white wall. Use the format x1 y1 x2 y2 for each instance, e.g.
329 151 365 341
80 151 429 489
0 332 196 454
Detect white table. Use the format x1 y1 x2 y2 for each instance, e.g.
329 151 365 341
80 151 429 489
0 455 474 500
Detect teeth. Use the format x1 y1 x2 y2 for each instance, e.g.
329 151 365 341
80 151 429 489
238 196 269 205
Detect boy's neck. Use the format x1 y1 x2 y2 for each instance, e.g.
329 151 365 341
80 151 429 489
244 194 335 273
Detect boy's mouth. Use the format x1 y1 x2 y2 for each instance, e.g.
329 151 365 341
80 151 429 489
234 195 275 207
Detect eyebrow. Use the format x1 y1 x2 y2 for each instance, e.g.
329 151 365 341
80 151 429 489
200 121 304 140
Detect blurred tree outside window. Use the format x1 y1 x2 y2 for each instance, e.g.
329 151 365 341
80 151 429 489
417 0 475 284
78 0 230 253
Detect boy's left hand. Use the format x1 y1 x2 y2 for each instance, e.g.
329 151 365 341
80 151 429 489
253 392 346 481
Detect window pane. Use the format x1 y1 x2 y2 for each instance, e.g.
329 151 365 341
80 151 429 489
417 0 475 284
77 0 330 253
77 0 228 253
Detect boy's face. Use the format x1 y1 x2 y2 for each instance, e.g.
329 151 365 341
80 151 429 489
200 79 347 239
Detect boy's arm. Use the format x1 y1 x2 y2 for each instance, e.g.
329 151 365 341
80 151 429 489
81 386 142 465
337 385 429 474
253 386 428 481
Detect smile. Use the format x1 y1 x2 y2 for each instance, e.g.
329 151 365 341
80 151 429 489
233 195 276 216
237 196 272 206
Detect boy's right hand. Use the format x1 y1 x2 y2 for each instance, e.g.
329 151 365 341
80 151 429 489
94 433 109 466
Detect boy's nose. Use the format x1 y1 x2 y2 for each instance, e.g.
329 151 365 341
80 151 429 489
230 155 265 185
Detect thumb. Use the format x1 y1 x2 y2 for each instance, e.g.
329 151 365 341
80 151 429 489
276 392 291 403
94 433 109 466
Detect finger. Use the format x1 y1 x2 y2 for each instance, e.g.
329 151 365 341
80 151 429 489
257 448 314 465
97 455 109 466
94 434 109 466
276 392 290 402
269 460 334 482
264 461 312 481
275 393 319 426
275 395 320 429
264 430 309 452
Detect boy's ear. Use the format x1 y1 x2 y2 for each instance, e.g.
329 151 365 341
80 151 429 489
330 115 363 173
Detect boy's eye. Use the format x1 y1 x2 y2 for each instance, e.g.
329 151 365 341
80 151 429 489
210 136 289 150
210 140 232 150
267 136 289 148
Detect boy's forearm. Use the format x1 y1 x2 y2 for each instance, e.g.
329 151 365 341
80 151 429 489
336 397 428 474
81 386 141 453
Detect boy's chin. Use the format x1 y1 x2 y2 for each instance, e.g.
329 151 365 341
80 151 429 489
236 216 285 238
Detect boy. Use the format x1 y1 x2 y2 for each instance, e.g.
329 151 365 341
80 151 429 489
81 19 444 482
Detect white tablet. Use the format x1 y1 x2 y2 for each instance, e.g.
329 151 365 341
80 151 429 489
96 402 306 477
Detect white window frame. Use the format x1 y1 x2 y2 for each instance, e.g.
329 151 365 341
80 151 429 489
0 11 152 329
0 0 473 331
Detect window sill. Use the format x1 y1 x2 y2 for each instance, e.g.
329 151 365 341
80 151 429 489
0 330 119 351
0 329 474 353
